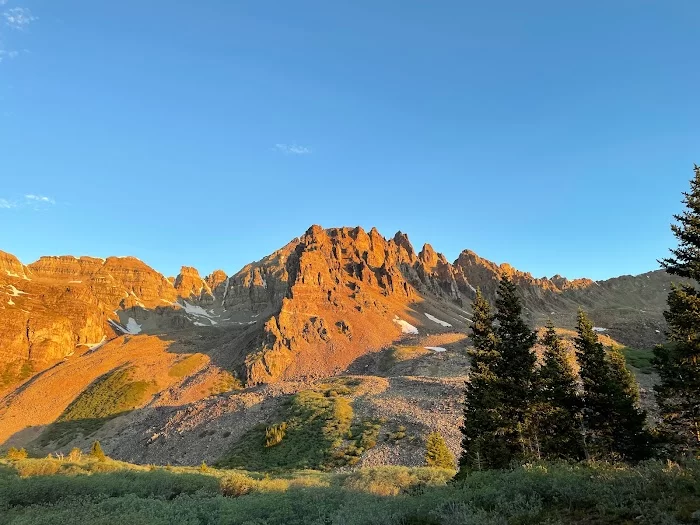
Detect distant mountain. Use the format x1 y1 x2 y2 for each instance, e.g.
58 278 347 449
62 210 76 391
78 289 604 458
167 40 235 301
0 225 673 385
0 224 677 463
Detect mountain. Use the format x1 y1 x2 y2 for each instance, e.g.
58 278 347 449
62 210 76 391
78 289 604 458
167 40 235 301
0 225 676 463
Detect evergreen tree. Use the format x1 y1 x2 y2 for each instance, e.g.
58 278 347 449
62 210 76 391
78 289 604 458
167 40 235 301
91 440 106 461
457 289 507 475
655 165 700 457
425 432 455 469
532 322 584 460
492 277 538 462
575 310 650 461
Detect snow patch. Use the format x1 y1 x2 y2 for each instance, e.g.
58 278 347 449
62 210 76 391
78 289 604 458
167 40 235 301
593 327 608 333
193 321 207 327
467 283 477 293
79 336 107 350
5 270 20 278
221 276 230 306
126 317 142 334
108 317 142 335
393 316 419 334
424 313 452 327
425 346 447 353
181 301 211 317
7 298 14 306
7 285 27 297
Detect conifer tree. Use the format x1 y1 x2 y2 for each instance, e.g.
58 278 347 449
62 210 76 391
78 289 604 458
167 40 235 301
575 310 649 461
655 165 700 457
457 289 506 475
493 277 538 462
425 432 455 469
91 440 106 461
532 322 584 460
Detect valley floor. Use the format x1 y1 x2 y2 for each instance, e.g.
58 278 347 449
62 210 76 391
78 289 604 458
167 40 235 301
1 457 698 525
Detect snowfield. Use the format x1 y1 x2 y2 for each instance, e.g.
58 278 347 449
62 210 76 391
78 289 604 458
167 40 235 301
424 313 452 327
393 316 419 334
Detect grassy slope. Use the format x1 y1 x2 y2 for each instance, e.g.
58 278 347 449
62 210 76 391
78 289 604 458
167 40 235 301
218 380 381 471
1 457 698 525
38 367 156 447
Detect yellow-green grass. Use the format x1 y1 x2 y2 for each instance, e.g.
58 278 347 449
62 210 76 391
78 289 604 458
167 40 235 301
1 456 698 525
38 367 156 447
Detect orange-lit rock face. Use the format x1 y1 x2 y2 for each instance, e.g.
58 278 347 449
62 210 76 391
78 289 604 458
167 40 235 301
0 225 674 390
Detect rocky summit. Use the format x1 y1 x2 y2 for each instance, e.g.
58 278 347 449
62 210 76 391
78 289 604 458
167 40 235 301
0 225 676 463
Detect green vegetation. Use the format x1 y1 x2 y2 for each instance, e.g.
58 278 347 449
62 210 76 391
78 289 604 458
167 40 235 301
576 310 651 461
533 322 584 460
209 370 243 395
0 359 33 390
5 448 28 460
38 368 156 447
168 354 207 378
621 347 656 374
1 457 698 524
218 387 355 471
425 432 455 469
90 441 106 462
656 165 700 458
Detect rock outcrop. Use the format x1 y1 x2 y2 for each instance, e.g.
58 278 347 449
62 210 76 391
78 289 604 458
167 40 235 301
0 225 676 389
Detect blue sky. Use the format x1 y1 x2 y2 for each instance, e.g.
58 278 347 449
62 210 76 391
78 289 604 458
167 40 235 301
0 1 698 281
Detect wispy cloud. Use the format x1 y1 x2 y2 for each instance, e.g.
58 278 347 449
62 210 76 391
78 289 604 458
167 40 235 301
0 198 16 209
274 143 312 155
3 6 35 30
25 194 55 204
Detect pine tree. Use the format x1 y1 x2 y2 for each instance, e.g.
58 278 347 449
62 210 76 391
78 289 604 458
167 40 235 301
91 440 106 461
457 289 507 475
425 432 455 469
655 165 700 457
493 277 538 463
532 322 584 460
575 310 650 461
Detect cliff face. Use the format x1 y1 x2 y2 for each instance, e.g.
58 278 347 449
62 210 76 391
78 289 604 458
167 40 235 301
0 225 675 387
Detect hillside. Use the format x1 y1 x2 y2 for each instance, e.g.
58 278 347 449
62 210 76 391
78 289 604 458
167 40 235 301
0 224 674 464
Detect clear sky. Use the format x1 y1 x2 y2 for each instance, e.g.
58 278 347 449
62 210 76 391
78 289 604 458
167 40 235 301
0 1 698 281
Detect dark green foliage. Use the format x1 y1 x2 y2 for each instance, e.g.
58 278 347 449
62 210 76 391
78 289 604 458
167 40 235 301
492 277 538 462
458 289 507 473
425 432 454 469
1 458 699 525
531 323 584 460
39 367 155 446
91 441 107 461
655 165 700 458
575 310 650 461
459 281 538 473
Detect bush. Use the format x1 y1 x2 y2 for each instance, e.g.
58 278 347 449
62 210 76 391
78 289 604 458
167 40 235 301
67 448 83 462
425 432 455 470
91 441 107 461
265 422 288 447
5 447 28 460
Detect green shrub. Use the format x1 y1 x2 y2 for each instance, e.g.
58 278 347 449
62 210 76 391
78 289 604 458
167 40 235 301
265 422 288 447
91 441 106 462
425 432 455 470
218 389 354 471
5 447 28 460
